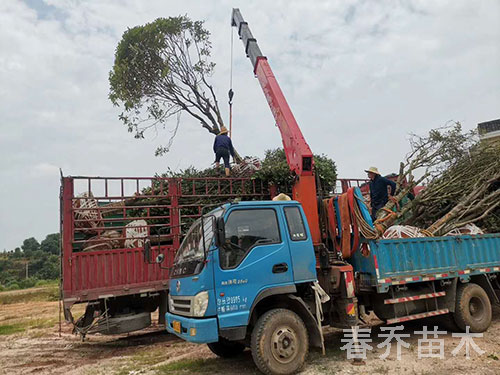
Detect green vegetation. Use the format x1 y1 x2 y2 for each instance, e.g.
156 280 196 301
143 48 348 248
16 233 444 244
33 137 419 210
157 358 221 374
0 318 57 335
155 354 260 375
0 324 25 335
129 348 170 366
0 233 60 291
159 148 337 195
254 148 337 194
110 16 227 157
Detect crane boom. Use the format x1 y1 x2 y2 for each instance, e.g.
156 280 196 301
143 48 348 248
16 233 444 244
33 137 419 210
231 8 321 244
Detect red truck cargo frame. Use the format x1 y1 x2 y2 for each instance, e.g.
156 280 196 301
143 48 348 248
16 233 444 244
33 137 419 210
60 176 368 310
60 176 273 308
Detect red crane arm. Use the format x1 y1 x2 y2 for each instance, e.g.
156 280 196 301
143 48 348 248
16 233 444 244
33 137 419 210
254 59 313 176
231 8 321 244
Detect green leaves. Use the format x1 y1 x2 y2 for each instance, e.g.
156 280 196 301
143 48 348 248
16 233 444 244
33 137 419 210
109 16 222 153
0 233 61 289
253 148 337 193
314 153 338 193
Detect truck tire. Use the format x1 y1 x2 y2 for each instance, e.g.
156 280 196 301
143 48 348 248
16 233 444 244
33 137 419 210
454 283 492 333
207 338 245 358
251 308 308 375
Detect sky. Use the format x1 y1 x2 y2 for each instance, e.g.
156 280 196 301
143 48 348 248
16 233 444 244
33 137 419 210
0 0 499 250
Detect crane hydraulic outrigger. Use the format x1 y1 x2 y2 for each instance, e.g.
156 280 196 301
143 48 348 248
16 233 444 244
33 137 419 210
231 8 322 246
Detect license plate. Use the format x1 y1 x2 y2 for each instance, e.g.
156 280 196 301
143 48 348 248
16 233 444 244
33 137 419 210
173 320 181 333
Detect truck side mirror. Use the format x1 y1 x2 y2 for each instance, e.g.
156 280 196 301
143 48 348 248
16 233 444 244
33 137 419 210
215 217 226 247
144 239 152 263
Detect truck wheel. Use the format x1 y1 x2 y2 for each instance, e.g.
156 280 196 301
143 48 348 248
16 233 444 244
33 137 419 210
454 283 492 333
207 338 245 358
251 308 308 375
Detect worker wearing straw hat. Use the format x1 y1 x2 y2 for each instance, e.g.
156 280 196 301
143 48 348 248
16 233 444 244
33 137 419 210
365 166 396 221
213 126 235 177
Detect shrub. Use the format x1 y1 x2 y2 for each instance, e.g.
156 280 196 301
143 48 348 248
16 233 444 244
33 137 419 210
6 283 20 291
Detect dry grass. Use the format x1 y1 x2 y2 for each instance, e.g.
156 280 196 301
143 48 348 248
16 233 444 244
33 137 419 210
0 284 59 305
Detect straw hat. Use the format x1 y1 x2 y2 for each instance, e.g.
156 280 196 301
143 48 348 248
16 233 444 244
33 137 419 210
272 193 291 201
364 166 380 175
219 126 229 135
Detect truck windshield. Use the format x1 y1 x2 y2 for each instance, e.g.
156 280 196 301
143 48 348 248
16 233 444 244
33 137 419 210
171 208 223 277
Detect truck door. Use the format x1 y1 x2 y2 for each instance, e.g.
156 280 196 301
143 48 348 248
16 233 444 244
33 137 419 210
282 206 316 282
213 207 293 330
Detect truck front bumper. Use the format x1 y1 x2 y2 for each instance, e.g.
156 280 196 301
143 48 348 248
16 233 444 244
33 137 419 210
166 312 219 344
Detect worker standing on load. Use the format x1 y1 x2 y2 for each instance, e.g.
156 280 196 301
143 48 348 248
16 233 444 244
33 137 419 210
365 166 396 221
213 126 235 177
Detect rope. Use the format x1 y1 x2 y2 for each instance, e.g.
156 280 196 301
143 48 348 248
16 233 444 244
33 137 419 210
320 187 441 257
229 24 234 91
311 281 330 355
228 25 234 138
419 229 434 237
326 198 340 251
353 195 378 239
382 225 435 239
321 188 379 259
346 189 360 258
373 207 398 236
338 194 352 259
377 207 398 222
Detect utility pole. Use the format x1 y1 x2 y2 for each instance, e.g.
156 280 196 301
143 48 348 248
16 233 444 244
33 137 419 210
26 261 28 279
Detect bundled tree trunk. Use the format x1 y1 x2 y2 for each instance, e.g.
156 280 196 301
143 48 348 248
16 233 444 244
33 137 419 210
426 170 500 235
372 123 500 236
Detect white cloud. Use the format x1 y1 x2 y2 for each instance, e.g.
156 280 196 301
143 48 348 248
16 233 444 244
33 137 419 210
30 162 60 178
0 0 499 249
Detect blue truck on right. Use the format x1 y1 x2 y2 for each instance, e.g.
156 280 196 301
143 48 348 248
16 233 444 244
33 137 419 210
350 234 500 331
163 200 500 375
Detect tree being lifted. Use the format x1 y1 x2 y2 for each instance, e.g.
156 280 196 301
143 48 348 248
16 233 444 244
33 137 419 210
109 16 233 157
374 122 500 236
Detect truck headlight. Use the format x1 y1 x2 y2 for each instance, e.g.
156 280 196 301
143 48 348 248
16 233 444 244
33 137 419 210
192 291 209 317
168 294 173 311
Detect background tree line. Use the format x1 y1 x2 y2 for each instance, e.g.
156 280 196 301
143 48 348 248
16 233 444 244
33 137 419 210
0 233 59 291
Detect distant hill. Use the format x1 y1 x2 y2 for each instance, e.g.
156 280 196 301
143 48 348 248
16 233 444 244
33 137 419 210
0 234 59 290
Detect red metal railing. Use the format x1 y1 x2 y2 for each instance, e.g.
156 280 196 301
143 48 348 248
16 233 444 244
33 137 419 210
336 178 369 194
61 176 270 304
61 176 367 304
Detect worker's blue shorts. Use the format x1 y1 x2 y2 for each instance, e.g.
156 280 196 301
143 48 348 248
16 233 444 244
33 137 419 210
215 148 231 168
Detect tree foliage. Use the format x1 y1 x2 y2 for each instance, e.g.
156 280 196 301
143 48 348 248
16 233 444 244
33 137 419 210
109 16 225 156
253 148 337 194
21 237 40 258
40 233 59 255
0 233 60 290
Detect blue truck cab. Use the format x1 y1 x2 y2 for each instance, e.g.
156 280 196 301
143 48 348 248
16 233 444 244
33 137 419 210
164 200 357 374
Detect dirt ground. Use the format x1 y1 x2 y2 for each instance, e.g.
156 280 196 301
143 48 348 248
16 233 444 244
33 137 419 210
1 289 499 375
